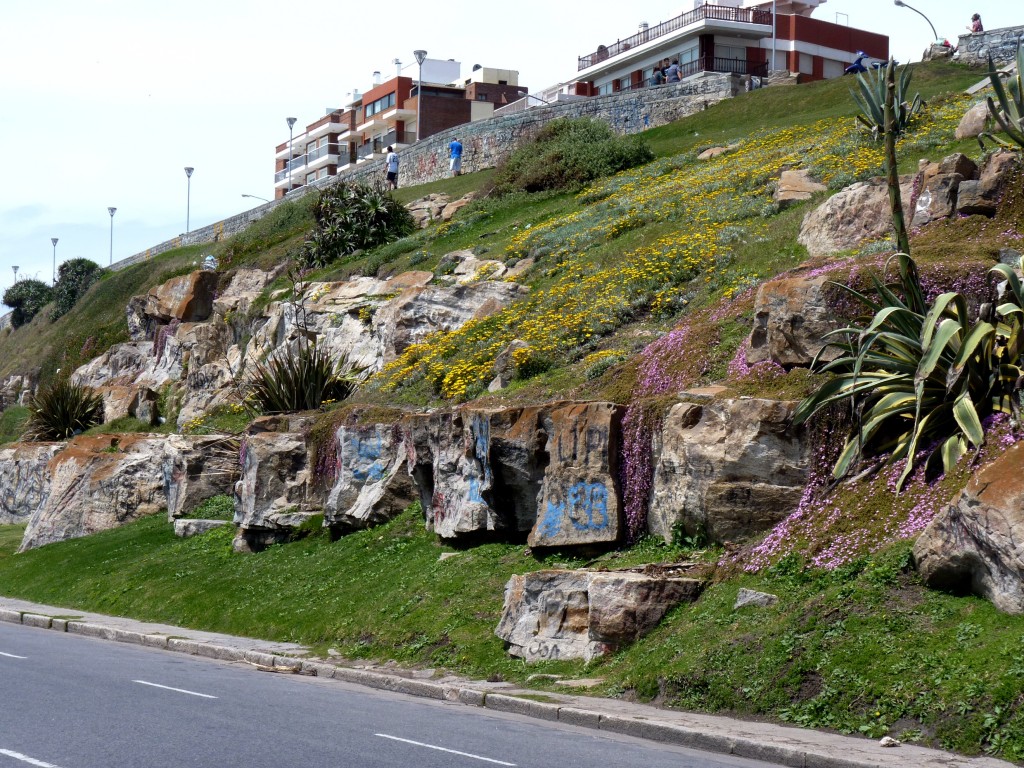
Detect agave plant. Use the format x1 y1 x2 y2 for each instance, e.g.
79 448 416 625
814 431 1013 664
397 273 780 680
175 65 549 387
850 59 923 137
794 254 1024 490
980 39 1024 150
24 378 104 441
246 341 365 414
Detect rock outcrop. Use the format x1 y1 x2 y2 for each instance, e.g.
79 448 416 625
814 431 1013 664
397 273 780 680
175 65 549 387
0 442 64 524
774 169 826 209
798 175 914 258
914 442 1024 614
747 270 843 367
496 568 704 662
163 434 240 520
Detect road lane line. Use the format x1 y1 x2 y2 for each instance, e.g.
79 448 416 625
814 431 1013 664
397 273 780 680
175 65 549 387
133 680 218 699
0 652 27 659
375 734 516 766
0 749 63 767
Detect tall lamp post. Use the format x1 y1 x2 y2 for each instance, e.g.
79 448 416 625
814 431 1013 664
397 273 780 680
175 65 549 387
286 117 297 193
893 0 937 41
413 50 427 142
51 238 58 284
184 167 194 233
11 266 18 285
107 207 117 266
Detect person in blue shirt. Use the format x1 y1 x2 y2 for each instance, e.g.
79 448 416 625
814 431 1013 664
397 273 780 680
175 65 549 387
385 145 399 190
449 137 463 177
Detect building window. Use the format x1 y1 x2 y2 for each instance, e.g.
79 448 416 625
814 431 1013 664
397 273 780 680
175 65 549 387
717 45 746 62
680 44 698 65
619 76 631 91
799 53 813 74
306 172 316 184
597 82 613 95
364 92 396 118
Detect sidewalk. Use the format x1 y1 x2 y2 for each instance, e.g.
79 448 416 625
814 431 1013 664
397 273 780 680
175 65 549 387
0 596 1013 768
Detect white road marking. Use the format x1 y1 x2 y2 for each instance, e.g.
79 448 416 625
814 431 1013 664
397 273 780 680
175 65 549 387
0 749 63 767
375 733 516 766
133 679 218 699
0 652 27 659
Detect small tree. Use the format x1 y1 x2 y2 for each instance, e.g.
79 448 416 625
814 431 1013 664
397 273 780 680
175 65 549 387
3 279 54 328
51 258 103 321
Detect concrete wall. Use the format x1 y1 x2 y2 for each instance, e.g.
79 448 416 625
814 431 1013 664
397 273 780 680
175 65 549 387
957 26 1024 68
111 74 743 273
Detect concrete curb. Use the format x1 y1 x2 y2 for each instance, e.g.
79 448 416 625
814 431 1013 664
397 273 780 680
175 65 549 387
0 602 1013 768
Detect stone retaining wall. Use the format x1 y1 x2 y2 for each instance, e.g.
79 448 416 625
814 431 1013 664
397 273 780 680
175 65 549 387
110 74 743 273
957 26 1024 68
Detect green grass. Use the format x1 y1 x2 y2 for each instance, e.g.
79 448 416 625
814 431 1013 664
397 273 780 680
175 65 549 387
0 406 29 445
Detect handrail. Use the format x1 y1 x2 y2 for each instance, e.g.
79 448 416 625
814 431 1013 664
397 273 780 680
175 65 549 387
578 4 772 71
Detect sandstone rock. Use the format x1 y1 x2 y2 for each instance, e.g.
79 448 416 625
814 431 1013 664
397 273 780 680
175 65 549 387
914 442 1024 614
495 569 703 662
698 144 738 160
649 397 807 544
144 270 219 324
488 340 530 392
0 442 64 524
212 268 272 318
798 175 914 258
163 434 241 520
173 519 229 538
734 588 779 609
234 432 315 547
18 435 166 552
441 193 476 221
747 270 842 367
774 169 826 209
530 402 626 548
324 423 418 532
454 255 507 285
406 193 450 228
955 101 990 140
956 150 1021 218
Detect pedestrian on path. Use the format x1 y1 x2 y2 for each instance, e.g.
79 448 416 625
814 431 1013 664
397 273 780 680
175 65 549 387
449 137 463 177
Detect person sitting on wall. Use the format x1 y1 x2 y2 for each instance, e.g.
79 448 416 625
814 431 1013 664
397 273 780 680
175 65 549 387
449 137 463 177
385 145 399 190
968 13 983 33
653 67 664 85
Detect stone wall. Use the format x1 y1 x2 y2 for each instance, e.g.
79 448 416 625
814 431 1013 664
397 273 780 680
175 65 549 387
109 74 743 274
957 26 1024 68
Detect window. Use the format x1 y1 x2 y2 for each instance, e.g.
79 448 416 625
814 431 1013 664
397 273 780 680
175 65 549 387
717 45 746 62
364 92 396 118
597 82 613 95
306 172 316 184
679 44 698 65
799 53 813 74
619 76 631 90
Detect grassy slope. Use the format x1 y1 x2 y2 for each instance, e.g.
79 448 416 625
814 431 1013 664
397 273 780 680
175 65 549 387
2 60 1024 760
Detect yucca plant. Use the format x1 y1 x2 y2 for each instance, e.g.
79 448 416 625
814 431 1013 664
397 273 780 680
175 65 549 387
794 254 1024 490
246 342 364 414
850 59 923 137
24 378 104 441
979 39 1024 150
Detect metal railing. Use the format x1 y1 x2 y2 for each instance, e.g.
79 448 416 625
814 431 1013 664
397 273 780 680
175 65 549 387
306 143 339 163
578 4 772 70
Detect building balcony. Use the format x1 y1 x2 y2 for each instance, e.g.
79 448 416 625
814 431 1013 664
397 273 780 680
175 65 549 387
306 144 340 171
578 3 772 71
273 152 309 183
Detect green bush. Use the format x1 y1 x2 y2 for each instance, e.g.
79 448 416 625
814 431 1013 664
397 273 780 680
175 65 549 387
494 118 654 195
301 181 415 269
3 279 54 328
50 259 104 321
24 378 104 441
246 343 364 414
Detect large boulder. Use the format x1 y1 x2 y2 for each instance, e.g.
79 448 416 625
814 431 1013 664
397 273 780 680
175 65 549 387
144 270 219 324
0 442 65 524
798 175 914 258
910 154 978 229
163 434 241 520
495 568 704 662
774 169 826 210
955 101 990 140
914 442 1024 614
649 397 808 544
956 150 1022 218
747 270 843 367
18 435 166 551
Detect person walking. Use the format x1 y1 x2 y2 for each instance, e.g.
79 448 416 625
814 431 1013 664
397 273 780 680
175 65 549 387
449 137 463 177
385 145 399 190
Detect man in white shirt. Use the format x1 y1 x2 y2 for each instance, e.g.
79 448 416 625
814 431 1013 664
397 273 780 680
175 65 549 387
385 145 399 190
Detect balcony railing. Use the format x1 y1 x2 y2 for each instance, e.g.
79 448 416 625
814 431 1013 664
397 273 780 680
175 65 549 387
306 143 339 163
578 4 772 70
355 130 418 161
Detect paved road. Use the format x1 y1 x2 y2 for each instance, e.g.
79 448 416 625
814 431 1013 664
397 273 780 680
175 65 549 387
0 622 778 768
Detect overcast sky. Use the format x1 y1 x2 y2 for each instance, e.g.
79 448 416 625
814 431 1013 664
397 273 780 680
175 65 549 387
0 1 1011 301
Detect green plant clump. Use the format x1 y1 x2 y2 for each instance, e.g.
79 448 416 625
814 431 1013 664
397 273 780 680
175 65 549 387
3 279 54 329
851 60 923 137
24 378 104 441
980 40 1024 150
247 343 364 414
50 258 104 322
494 117 654 195
0 405 30 445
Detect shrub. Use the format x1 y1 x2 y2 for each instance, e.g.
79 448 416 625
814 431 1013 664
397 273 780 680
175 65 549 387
850 60 923 137
50 258 104 321
493 118 654 195
3 279 54 328
301 181 415 269
980 40 1024 150
246 342 364 414
24 378 104 441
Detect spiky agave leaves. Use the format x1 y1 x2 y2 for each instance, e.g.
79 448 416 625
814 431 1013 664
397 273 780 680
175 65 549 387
794 254 1023 491
980 40 1024 150
24 378 104 441
850 59 923 137
246 342 366 415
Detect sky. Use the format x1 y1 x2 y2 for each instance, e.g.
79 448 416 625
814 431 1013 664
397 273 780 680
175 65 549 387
0 1 1012 303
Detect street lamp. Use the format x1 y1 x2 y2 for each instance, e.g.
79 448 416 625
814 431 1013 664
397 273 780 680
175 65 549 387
184 167 194 233
107 207 117 266
414 50 427 142
50 238 58 284
241 193 271 203
11 266 18 285
893 0 937 41
286 117 297 192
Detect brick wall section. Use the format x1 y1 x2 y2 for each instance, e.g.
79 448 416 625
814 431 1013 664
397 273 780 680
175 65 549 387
957 26 1024 68
110 74 742 273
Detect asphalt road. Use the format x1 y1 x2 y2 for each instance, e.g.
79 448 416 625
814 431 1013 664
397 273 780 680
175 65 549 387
0 622 781 768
